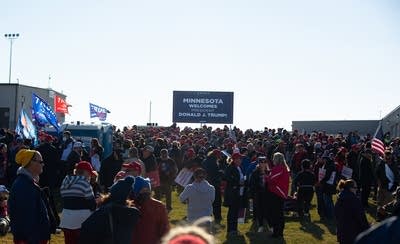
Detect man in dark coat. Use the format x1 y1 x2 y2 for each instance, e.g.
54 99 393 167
9 149 51 243
80 176 140 244
37 136 61 189
223 153 246 236
99 149 124 189
335 180 369 244
359 149 375 208
202 149 224 224
141 145 157 172
375 150 400 213
155 149 177 212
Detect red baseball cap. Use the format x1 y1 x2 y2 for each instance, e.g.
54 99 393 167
114 171 127 181
75 161 96 176
122 161 142 172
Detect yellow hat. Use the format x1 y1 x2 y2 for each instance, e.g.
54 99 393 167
15 149 36 167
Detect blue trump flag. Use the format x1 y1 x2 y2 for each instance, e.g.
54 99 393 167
89 103 110 121
15 108 38 145
32 93 60 131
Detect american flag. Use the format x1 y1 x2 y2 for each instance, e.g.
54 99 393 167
371 121 385 156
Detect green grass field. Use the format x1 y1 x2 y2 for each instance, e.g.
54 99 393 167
0 190 378 244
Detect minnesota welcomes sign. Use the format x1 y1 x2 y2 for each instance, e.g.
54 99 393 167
172 91 234 124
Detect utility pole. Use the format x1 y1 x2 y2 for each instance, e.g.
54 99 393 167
4 33 20 84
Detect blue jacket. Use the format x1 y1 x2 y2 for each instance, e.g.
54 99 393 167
8 170 51 243
355 216 400 244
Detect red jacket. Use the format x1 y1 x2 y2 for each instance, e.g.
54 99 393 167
132 197 170 244
266 164 290 199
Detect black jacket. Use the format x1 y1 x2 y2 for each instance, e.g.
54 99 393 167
99 153 123 188
223 164 246 207
359 153 375 185
80 203 140 244
202 155 224 186
248 166 268 199
37 142 61 188
334 189 369 244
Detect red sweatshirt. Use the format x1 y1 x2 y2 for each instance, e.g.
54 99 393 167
266 164 290 199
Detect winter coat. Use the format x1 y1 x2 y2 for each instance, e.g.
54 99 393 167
142 154 158 173
157 157 178 184
80 203 140 244
202 155 223 186
334 189 369 244
132 197 170 244
37 142 61 188
99 153 124 188
8 169 51 242
293 170 316 194
223 164 246 207
248 166 267 199
359 154 375 186
321 160 337 195
266 164 290 199
179 180 215 222
355 216 400 244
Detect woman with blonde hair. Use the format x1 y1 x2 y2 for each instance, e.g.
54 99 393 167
334 179 369 244
265 152 290 238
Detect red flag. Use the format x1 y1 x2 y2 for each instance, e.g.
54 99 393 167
54 95 69 114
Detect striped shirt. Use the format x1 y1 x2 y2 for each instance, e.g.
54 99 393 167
60 175 94 199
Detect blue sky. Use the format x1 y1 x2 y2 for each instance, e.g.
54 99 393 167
1 0 399 130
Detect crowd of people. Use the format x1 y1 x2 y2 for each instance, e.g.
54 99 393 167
0 124 399 243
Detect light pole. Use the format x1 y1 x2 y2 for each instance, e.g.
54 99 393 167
4 33 20 84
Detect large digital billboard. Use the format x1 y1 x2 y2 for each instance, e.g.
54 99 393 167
173 91 234 124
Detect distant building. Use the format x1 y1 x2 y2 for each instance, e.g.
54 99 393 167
291 120 380 137
382 105 400 138
292 105 400 138
0 83 66 129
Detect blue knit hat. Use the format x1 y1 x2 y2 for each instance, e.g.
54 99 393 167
132 176 151 196
110 176 135 202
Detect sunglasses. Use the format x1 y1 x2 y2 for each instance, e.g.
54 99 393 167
31 158 43 164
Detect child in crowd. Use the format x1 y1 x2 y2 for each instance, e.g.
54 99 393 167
293 159 316 218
